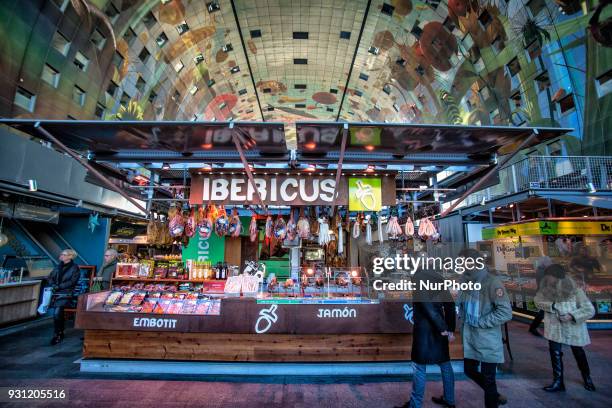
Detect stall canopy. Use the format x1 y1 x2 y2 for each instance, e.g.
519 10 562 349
1 120 288 163
1 120 569 166
296 122 570 165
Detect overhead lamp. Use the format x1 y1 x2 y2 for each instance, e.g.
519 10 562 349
207 1 220 13
28 179 38 192
304 142 316 150
202 164 212 171
364 145 375 151
305 164 316 172
161 163 171 170
480 197 486 206
509 203 514 208
586 182 596 193
366 165 375 172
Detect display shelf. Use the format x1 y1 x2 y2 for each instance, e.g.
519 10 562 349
112 277 223 283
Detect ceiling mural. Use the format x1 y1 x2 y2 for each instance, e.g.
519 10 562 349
0 0 610 154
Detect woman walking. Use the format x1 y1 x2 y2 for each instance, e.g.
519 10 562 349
534 264 596 392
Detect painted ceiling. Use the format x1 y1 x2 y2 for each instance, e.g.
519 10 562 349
0 0 605 137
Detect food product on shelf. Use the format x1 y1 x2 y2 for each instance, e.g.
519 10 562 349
224 276 242 294
104 291 123 305
387 216 403 239
229 208 242 238
405 217 415 236
119 291 136 305
153 262 169 279
215 206 229 236
249 214 258 242
297 208 310 238
140 299 157 313
273 215 287 240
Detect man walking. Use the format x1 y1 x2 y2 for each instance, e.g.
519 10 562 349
458 249 512 408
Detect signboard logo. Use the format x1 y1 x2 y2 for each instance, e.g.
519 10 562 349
403 304 414 324
348 178 382 211
255 304 279 334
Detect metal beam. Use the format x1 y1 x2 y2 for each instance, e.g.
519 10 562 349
231 124 266 212
331 123 348 208
335 0 372 121
440 130 540 218
34 123 149 216
230 0 265 121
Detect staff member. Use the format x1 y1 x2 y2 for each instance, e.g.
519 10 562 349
96 248 118 290
48 249 80 345
458 249 512 408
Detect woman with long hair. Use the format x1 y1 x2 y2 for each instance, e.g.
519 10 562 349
534 264 596 392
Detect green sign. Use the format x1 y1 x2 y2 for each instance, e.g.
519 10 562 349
348 177 382 212
182 231 225 263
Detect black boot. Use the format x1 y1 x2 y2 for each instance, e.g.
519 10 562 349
543 349 565 392
572 347 596 391
50 331 64 346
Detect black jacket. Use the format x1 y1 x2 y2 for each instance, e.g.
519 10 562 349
411 272 456 365
48 261 80 296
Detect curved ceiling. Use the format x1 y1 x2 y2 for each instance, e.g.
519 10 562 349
0 0 595 131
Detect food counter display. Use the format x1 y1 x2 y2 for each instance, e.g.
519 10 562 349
479 218 612 321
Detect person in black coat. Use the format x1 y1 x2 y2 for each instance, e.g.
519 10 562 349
396 269 456 408
47 249 80 345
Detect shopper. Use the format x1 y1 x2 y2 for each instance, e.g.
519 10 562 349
457 249 512 408
396 269 456 408
534 264 596 392
528 256 553 337
47 249 80 345
96 248 118 290
570 245 602 280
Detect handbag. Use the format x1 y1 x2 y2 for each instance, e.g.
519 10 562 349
37 287 53 315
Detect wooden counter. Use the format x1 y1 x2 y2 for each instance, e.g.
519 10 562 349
76 294 463 362
0 280 41 325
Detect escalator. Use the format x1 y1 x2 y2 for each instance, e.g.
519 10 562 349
11 219 87 265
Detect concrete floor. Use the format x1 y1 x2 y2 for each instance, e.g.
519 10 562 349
0 320 611 407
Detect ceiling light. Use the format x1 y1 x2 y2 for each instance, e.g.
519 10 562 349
305 164 316 172
28 179 37 192
364 145 375 151
366 165 375 172
586 182 596 193
207 1 220 12
509 203 514 208
161 163 170 170
305 142 316 150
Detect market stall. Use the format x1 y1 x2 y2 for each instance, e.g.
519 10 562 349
478 218 612 323
0 120 566 366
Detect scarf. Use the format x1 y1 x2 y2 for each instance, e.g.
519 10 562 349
461 268 488 327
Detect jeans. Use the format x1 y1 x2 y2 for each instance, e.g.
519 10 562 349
410 361 455 408
464 358 498 408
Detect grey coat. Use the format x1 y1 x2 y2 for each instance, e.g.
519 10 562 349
97 260 117 290
458 274 513 364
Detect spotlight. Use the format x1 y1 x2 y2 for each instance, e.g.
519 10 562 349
162 163 171 170
587 182 596 193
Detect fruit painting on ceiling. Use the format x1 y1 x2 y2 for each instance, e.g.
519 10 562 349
204 94 238 120
418 22 458 72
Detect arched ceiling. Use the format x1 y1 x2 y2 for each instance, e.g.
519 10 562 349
0 0 593 130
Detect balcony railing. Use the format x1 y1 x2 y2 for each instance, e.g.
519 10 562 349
464 156 612 207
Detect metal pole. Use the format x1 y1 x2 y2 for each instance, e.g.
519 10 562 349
230 123 266 211
440 129 539 217
330 123 348 209
34 123 149 216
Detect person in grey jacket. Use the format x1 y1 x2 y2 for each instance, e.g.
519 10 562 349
95 248 118 290
458 249 513 408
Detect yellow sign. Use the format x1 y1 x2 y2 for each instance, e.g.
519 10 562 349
483 220 612 240
348 178 382 212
